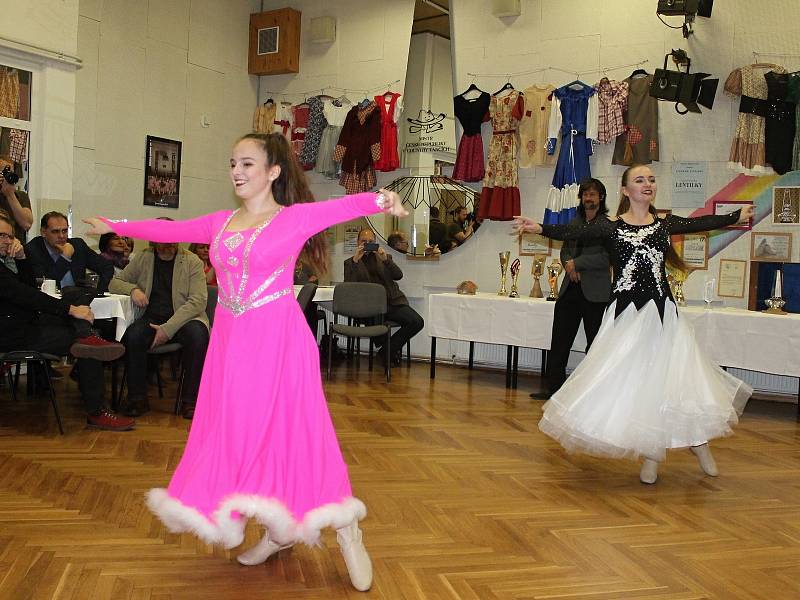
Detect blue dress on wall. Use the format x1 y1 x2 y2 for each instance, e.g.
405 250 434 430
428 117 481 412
544 83 598 225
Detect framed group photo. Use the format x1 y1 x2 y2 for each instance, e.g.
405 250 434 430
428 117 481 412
772 186 800 225
750 231 792 262
143 135 182 209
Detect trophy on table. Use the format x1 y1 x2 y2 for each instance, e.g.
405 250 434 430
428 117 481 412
529 255 546 298
498 251 511 295
508 258 522 298
763 268 788 315
545 260 563 301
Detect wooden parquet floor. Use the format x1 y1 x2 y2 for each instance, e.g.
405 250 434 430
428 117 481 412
1 359 800 600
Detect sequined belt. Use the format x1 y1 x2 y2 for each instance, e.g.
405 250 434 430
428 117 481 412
492 129 515 135
739 95 796 120
218 286 293 317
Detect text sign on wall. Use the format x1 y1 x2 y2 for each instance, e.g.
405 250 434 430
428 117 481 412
671 161 707 208
403 111 456 154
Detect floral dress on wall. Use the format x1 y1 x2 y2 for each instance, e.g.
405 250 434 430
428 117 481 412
299 96 327 170
612 75 659 167
477 90 524 221
334 102 381 194
518 84 556 168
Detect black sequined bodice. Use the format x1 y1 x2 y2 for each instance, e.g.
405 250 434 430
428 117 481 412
541 211 740 317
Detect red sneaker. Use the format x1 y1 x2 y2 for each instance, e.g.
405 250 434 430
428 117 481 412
86 408 135 431
70 334 125 361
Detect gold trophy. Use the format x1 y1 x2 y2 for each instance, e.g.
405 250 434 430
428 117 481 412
498 251 511 295
508 258 522 298
666 269 687 306
529 255 546 298
546 260 563 301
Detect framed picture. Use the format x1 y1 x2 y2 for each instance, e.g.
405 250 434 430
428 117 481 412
772 186 800 225
750 231 792 262
713 200 753 229
676 232 708 270
717 259 747 298
655 208 672 218
143 135 182 208
519 232 551 256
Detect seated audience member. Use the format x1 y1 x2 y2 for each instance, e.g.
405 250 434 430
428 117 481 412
99 232 130 275
387 231 410 254
447 206 474 248
109 232 210 419
0 156 33 242
344 228 424 366
26 211 114 292
189 243 217 286
0 211 133 431
427 206 449 254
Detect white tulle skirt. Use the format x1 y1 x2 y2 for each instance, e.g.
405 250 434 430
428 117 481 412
539 299 752 462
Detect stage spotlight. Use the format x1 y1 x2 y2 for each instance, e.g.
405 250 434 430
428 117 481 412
656 0 713 37
649 50 719 114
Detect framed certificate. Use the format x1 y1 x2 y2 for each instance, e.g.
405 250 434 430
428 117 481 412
677 232 709 270
713 200 752 229
717 259 747 298
772 186 800 225
751 231 792 262
519 233 551 256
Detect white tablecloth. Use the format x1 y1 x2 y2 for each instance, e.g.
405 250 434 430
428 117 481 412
293 284 334 303
428 292 800 378
91 294 135 341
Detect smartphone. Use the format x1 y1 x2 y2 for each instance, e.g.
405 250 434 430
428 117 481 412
364 242 379 252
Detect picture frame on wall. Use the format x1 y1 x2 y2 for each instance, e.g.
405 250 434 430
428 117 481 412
655 208 672 218
717 259 747 298
750 231 792 262
713 200 753 230
772 186 800 225
143 135 182 209
676 232 709 270
519 232 551 256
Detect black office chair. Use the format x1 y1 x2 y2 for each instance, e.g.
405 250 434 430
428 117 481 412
0 351 65 434
296 282 318 334
327 282 392 382
174 285 218 415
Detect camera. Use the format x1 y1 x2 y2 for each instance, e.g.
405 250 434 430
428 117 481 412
1 166 18 186
363 242 379 252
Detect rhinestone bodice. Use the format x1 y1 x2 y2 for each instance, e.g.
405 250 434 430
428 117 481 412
212 208 294 317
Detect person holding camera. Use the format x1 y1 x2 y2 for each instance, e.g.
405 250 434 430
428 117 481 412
0 156 32 242
448 206 474 248
344 228 424 366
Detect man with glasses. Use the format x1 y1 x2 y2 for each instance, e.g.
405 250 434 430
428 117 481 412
25 211 114 293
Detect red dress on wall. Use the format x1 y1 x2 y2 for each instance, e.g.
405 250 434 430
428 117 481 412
374 92 401 172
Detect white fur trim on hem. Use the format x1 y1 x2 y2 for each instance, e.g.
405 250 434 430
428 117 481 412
146 488 367 548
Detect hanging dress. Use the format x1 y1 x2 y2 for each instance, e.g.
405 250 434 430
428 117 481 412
452 91 491 181
103 193 386 548
290 103 310 159
724 65 786 175
317 99 351 179
544 84 598 225
763 71 796 175
612 75 659 167
299 96 327 170
518 84 557 169
477 90 524 221
374 92 402 172
789 73 800 171
538 212 752 462
253 101 277 134
334 102 381 194
594 78 629 144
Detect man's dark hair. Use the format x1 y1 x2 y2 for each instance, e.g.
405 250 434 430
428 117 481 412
387 232 405 249
99 232 119 252
577 178 608 218
40 211 68 229
430 206 440 219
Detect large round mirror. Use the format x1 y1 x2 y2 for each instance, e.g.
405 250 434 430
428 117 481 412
366 175 480 256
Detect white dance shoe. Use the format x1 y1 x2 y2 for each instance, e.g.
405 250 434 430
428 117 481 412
691 443 719 476
236 534 293 566
639 458 659 484
336 520 372 591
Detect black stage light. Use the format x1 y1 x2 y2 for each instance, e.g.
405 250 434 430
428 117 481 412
649 50 719 114
656 0 713 18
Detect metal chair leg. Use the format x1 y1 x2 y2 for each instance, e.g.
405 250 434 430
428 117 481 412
385 332 391 383
40 359 64 435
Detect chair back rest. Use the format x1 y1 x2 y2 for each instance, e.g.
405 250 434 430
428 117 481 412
295 282 318 313
332 282 386 319
206 285 218 328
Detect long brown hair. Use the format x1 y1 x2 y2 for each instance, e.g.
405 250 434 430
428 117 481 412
617 165 687 272
238 132 329 275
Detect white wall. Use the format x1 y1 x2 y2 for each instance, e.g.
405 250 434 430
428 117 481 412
72 0 260 229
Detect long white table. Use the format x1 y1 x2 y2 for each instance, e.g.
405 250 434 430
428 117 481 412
427 292 800 397
45 291 135 341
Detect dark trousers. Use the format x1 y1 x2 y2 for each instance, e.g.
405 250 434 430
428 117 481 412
380 304 424 356
546 283 607 395
122 317 209 404
23 314 105 414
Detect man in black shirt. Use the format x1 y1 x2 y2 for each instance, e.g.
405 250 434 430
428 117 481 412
109 235 209 418
0 156 32 242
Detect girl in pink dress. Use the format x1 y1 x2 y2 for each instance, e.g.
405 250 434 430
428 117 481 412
84 132 407 592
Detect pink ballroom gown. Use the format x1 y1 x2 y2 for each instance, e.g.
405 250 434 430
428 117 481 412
103 192 384 548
